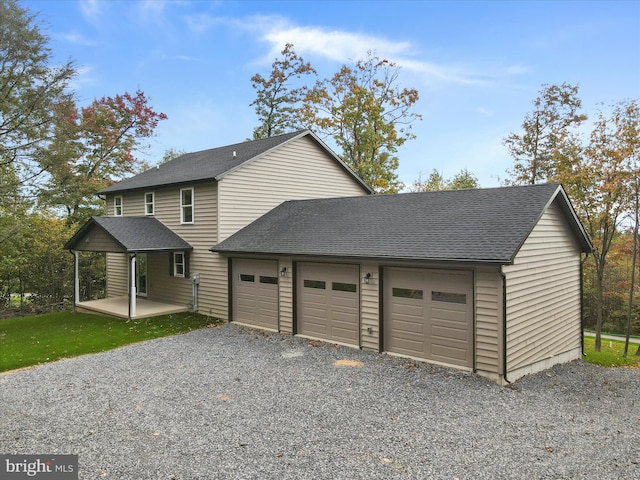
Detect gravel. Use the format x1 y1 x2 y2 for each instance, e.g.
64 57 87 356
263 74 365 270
1 323 638 480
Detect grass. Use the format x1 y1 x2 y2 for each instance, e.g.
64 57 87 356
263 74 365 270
0 311 220 373
582 336 640 368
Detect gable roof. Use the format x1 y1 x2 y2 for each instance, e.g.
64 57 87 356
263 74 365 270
99 130 372 194
212 183 592 264
65 217 193 253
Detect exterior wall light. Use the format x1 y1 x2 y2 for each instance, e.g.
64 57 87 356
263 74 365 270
364 272 372 284
280 266 287 277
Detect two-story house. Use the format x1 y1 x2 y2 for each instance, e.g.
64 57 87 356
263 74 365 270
66 130 592 384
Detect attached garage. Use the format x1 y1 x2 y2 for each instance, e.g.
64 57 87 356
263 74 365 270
231 258 279 330
213 184 593 384
296 262 359 346
383 267 473 368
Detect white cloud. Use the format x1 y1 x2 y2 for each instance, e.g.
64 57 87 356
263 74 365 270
178 12 528 88
263 24 412 63
250 17 527 88
58 31 95 47
475 106 494 117
79 0 103 22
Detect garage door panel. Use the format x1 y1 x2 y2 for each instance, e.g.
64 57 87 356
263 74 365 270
385 267 473 368
392 303 424 316
432 325 468 341
297 262 359 346
394 319 424 334
431 308 467 323
432 343 468 362
232 259 279 330
391 338 425 357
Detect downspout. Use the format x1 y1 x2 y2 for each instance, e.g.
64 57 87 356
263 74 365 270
500 267 510 384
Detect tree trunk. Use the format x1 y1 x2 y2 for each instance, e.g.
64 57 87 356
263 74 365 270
594 264 605 352
624 187 638 357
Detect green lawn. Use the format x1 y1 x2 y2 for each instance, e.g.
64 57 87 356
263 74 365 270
583 336 640 368
0 311 220 373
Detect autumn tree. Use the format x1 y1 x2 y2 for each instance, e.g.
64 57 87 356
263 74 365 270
563 101 634 352
303 54 420 193
0 0 75 183
250 43 316 140
412 168 479 192
38 90 167 225
615 99 640 356
504 83 586 185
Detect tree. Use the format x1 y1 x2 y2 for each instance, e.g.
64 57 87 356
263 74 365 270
161 147 186 164
504 83 586 185
563 101 632 352
450 168 480 190
412 168 479 192
614 99 640 356
0 0 75 182
303 54 421 193
250 43 316 140
38 90 167 225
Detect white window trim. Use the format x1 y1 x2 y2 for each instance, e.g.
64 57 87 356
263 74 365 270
173 251 185 277
180 188 194 224
145 192 155 216
114 196 123 216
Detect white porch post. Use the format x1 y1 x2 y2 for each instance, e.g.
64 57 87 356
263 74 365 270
73 250 79 306
130 254 137 318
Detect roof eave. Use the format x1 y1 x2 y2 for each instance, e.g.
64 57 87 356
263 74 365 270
210 247 510 265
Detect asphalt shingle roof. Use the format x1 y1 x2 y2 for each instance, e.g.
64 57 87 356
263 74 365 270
212 183 591 264
99 130 370 194
65 216 193 252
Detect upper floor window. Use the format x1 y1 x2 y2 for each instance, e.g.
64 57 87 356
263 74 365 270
145 192 154 215
114 196 123 216
180 188 194 224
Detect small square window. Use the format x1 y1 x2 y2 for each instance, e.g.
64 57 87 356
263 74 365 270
114 196 123 216
145 192 154 215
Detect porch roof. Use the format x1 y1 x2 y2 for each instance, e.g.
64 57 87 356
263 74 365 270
65 216 193 253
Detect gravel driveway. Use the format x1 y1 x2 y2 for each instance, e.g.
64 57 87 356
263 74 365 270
1 324 638 479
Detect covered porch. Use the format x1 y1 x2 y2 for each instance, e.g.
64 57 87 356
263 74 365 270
65 216 194 320
75 296 188 319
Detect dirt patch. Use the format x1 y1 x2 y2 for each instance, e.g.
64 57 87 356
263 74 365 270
333 359 364 367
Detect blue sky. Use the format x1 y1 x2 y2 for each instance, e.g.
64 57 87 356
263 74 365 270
25 0 640 188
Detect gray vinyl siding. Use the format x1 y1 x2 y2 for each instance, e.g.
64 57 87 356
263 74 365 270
103 136 368 319
81 228 123 252
211 136 369 320
360 263 379 351
474 267 502 376
105 183 219 312
503 201 582 373
278 258 294 334
217 135 368 241
106 253 128 297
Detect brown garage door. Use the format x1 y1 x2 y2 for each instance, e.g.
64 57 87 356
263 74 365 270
232 258 279 330
383 267 473 368
297 262 359 346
